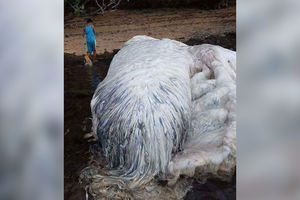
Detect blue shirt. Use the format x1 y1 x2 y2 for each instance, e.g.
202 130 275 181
85 25 95 43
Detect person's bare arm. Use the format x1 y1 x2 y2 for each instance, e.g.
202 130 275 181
92 25 96 37
82 28 85 37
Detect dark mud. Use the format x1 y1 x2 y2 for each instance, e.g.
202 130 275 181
64 54 110 200
184 32 236 51
185 173 236 200
64 33 236 200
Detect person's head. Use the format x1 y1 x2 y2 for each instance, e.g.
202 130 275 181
86 18 93 24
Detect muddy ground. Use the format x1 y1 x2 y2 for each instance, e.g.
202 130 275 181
65 7 236 200
65 7 235 55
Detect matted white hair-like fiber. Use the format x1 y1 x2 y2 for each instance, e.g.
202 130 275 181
91 36 193 188
88 36 236 196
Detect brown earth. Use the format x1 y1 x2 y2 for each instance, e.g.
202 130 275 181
64 7 235 55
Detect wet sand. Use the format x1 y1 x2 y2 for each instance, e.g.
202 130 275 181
65 7 235 55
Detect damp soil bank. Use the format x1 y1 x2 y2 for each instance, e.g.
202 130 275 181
64 33 236 200
65 7 235 55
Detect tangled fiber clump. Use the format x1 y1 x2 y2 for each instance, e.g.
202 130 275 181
80 35 236 199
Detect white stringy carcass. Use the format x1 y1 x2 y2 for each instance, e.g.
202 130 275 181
81 35 236 199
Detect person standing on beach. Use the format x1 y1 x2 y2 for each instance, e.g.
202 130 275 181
83 18 96 65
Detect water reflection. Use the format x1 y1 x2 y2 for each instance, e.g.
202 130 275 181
88 65 103 90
